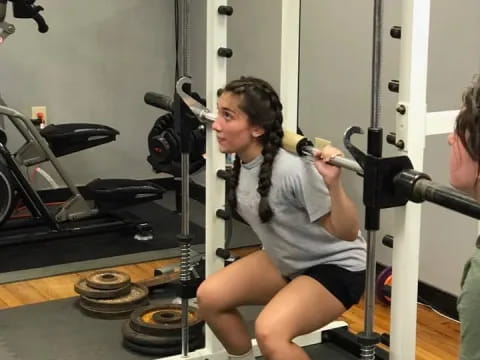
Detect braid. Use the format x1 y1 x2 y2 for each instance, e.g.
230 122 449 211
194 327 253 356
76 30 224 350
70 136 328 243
258 120 283 222
222 76 284 223
256 83 283 222
228 156 242 211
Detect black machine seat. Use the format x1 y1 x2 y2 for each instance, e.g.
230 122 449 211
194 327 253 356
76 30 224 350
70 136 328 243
40 123 119 157
85 178 165 211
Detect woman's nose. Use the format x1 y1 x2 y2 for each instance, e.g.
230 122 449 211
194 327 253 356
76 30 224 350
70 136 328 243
212 117 222 132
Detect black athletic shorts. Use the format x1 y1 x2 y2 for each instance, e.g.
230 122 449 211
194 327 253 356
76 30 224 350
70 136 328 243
288 264 366 310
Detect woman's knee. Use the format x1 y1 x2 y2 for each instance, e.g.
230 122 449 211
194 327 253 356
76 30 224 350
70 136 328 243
196 278 230 316
254 315 289 356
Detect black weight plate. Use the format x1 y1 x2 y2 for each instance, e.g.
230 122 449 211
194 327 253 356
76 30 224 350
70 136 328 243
80 283 149 312
86 270 131 290
74 279 131 299
130 304 203 337
122 320 183 346
122 335 203 356
79 300 135 319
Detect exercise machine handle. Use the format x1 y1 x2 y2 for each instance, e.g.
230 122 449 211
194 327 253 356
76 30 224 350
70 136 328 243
144 92 174 113
32 11 47 33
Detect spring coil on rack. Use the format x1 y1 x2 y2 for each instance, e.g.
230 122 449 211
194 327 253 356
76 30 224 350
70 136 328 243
180 242 191 282
360 344 376 359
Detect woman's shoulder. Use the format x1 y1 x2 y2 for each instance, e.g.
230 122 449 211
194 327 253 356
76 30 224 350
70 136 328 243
273 148 310 179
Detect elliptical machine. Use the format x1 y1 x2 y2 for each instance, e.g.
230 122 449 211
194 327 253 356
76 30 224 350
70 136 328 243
0 102 166 247
0 2 165 246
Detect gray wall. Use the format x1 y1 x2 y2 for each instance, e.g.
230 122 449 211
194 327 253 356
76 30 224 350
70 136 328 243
189 0 282 98
298 0 480 296
227 0 281 90
1 0 176 185
189 0 207 97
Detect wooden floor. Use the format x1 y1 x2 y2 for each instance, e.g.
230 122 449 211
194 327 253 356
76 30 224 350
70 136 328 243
0 247 460 359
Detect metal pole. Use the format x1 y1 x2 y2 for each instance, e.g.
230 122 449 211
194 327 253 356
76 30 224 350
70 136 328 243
370 0 383 129
177 0 192 356
178 0 191 78
360 1 384 358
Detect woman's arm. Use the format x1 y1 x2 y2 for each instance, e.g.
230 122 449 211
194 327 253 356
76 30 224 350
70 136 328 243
313 145 360 241
319 181 360 241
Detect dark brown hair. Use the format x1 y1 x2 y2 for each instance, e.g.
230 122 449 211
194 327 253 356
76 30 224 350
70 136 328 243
456 75 480 162
219 77 284 223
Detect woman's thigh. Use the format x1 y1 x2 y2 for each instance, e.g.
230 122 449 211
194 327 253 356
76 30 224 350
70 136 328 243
197 250 288 309
255 275 346 340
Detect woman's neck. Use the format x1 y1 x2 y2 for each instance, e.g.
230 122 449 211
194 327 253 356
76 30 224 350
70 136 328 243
237 142 263 163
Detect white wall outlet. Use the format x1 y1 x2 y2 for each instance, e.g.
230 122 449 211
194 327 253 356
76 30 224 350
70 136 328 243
31 106 47 128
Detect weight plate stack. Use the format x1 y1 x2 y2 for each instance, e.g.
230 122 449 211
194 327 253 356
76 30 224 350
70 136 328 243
78 283 149 319
74 279 131 299
122 303 204 355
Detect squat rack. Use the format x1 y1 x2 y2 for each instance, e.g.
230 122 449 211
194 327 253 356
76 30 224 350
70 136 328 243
163 0 466 359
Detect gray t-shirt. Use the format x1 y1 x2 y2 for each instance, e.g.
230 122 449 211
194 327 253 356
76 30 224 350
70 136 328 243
236 148 366 276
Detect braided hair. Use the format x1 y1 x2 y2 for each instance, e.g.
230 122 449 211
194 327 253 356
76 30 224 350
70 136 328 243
219 77 284 223
456 75 480 163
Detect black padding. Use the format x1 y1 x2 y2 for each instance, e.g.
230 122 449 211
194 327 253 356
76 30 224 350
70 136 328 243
40 123 119 157
85 179 165 210
87 179 164 198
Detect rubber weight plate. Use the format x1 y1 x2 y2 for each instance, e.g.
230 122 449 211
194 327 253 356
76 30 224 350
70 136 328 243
74 279 131 299
122 320 183 346
130 304 203 337
80 283 149 313
79 301 138 319
86 270 131 290
376 267 392 304
122 335 203 356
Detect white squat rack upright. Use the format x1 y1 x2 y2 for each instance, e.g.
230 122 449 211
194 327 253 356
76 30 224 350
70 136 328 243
162 1 346 359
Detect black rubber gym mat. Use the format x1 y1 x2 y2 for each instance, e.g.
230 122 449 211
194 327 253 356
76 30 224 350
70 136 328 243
0 201 205 273
0 292 182 360
0 294 358 360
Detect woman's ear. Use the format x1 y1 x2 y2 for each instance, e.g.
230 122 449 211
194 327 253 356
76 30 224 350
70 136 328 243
251 126 265 138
